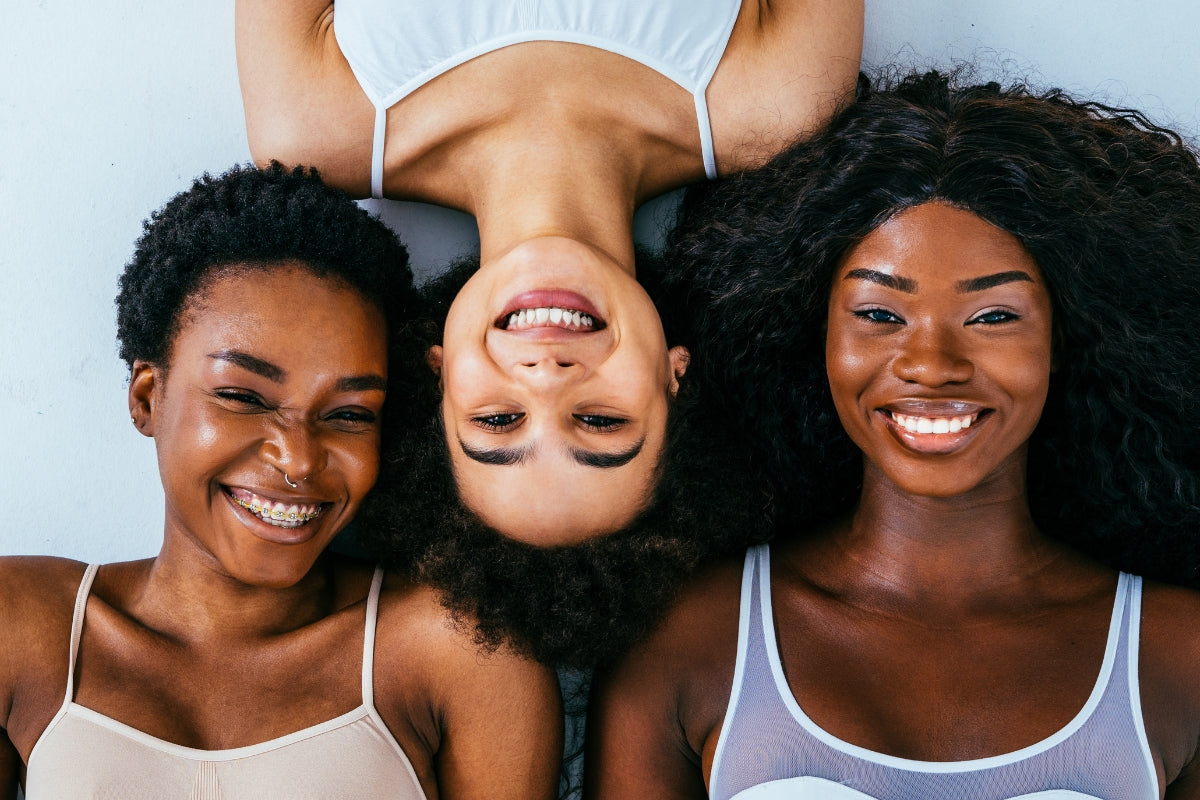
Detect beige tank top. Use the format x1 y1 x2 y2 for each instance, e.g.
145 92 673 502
25 564 427 800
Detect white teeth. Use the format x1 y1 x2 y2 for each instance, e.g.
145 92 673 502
891 412 976 435
502 306 597 331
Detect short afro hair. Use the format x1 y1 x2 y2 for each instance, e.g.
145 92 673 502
664 69 1200 586
116 162 417 369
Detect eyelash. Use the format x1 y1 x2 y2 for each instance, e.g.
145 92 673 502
967 309 1021 325
472 412 524 431
574 414 626 433
854 308 903 325
215 389 267 408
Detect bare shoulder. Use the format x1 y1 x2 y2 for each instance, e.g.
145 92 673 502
1137 580 1200 791
0 556 88 643
710 0 863 171
0 557 87 742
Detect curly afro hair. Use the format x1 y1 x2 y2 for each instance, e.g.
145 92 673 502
355 255 769 667
663 69 1200 587
116 162 418 370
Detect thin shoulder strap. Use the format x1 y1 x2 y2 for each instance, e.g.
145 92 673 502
361 566 386 707
370 105 387 198
63 564 100 704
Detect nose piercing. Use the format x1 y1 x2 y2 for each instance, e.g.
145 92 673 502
284 473 298 488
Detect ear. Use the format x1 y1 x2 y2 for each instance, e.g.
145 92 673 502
426 345 444 390
667 346 690 398
128 360 160 437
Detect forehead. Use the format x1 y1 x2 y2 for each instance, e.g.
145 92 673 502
839 203 1043 285
170 263 386 365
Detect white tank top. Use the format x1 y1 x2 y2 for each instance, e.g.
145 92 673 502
709 546 1159 800
25 565 427 800
333 0 741 196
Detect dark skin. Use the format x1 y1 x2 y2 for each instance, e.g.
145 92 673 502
0 265 561 798
585 204 1200 797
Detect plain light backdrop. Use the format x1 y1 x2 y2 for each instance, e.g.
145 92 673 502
2 2 1197 561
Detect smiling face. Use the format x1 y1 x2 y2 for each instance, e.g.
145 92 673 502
825 203 1054 499
131 263 388 587
435 236 688 545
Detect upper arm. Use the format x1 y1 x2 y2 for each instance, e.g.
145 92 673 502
433 645 562 800
235 0 373 193
1140 584 1200 796
584 643 709 800
710 0 864 170
584 562 743 800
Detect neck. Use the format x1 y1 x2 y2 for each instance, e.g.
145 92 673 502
463 127 643 273
828 456 1065 605
133 536 336 643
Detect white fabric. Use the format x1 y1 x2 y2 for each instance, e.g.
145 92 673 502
334 0 741 195
709 546 1159 800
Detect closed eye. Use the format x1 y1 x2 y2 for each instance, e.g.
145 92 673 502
472 412 525 432
327 408 378 425
214 389 269 409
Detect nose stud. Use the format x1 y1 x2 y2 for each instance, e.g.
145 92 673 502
284 473 299 488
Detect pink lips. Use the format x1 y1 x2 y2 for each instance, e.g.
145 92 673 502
497 290 603 326
879 406 989 455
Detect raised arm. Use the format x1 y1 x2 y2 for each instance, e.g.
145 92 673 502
235 0 374 194
710 0 864 172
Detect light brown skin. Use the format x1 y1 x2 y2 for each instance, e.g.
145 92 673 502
236 0 865 267
0 265 562 799
584 205 1200 798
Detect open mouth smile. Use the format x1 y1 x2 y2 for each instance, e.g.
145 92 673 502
499 306 599 332
889 411 979 434
226 487 324 529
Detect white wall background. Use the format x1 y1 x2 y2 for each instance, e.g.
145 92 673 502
2 2 1197 562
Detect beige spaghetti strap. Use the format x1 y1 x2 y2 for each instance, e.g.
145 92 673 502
64 564 100 705
361 566 385 706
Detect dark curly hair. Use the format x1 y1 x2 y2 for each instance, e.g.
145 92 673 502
116 162 418 370
664 69 1200 587
356 255 768 667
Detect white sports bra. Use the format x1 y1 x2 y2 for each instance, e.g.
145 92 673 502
25 564 427 800
333 0 741 196
708 546 1159 800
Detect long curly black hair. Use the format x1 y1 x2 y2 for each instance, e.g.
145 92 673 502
116 162 419 370
664 69 1200 587
356 256 767 667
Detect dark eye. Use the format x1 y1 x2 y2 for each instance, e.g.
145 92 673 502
854 308 903 324
574 414 626 433
472 412 524 431
968 309 1020 325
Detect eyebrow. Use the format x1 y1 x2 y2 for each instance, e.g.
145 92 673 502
458 437 645 469
208 349 283 381
843 269 1035 294
954 271 1035 292
843 269 917 293
208 349 386 393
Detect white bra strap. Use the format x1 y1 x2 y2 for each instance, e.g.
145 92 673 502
361 566 385 706
695 92 718 179
65 564 101 704
371 105 387 198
